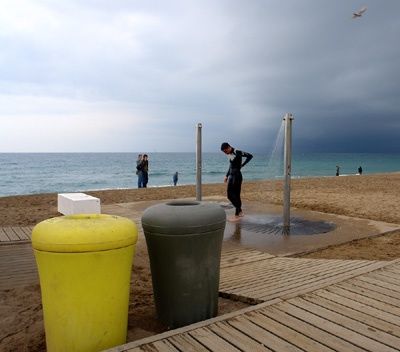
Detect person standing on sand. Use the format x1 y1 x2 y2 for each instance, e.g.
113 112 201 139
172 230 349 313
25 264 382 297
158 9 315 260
358 166 363 175
173 171 178 186
142 154 149 188
221 142 253 221
136 154 144 188
336 165 340 176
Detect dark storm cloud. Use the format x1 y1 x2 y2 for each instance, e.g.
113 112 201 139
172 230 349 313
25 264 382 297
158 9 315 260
0 1 399 152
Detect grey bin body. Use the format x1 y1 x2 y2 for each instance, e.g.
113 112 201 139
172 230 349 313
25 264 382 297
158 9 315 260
141 200 226 328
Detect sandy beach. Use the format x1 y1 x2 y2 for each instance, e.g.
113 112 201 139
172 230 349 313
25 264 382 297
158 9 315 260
1 173 400 351
1 172 400 227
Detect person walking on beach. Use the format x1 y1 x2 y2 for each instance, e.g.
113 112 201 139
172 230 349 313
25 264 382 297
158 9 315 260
358 166 363 175
336 165 340 176
141 154 149 188
173 171 178 186
221 142 253 221
136 154 144 188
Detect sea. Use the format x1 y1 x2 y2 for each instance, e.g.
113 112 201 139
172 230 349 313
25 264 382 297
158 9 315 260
0 152 399 197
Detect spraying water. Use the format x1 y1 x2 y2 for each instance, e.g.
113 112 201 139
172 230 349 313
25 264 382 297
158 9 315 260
266 120 285 180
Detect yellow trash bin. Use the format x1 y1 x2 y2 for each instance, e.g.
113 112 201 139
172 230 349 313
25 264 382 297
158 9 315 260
32 214 138 352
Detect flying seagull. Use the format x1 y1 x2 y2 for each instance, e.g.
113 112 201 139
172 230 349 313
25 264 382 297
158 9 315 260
352 6 367 18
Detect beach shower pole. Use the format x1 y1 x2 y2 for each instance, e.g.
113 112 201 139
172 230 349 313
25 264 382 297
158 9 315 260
196 123 202 201
283 113 293 234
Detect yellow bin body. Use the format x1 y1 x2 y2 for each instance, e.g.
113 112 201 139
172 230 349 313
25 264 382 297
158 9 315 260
32 214 138 352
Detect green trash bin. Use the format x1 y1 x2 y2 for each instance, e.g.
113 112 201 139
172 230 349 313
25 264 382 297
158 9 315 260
141 200 226 328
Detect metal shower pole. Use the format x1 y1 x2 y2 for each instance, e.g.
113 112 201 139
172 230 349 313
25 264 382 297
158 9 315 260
283 113 293 234
196 123 202 201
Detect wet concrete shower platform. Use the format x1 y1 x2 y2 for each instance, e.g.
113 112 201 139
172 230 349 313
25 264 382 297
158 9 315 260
101 197 400 257
221 200 400 256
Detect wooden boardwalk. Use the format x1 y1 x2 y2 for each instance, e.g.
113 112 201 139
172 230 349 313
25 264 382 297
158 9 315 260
0 243 39 290
0 227 36 290
0 226 33 243
220 242 275 269
0 240 272 291
108 259 400 352
2 226 400 352
219 256 391 303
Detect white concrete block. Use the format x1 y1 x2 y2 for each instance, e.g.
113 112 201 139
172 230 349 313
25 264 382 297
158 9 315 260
58 193 101 215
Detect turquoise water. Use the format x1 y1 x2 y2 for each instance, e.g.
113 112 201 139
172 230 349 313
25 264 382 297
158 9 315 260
0 153 399 197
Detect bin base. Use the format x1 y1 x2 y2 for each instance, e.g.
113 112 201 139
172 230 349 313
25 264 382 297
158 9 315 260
146 230 223 329
34 245 135 352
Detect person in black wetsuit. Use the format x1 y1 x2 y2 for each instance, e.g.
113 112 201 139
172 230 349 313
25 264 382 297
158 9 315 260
221 142 253 221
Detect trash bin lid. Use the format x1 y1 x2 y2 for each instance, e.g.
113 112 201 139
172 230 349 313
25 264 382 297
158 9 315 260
141 200 226 235
32 214 138 252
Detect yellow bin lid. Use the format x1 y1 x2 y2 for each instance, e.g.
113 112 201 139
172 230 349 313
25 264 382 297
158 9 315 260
32 214 138 253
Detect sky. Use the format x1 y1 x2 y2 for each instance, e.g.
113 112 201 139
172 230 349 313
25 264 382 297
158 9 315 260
1 0 399 153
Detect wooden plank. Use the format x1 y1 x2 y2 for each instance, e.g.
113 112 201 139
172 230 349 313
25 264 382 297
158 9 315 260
277 302 395 352
1 266 38 274
0 228 10 242
169 334 210 352
386 262 400 269
23 226 34 239
20 226 32 237
221 257 333 281
326 286 400 316
220 258 339 290
220 265 308 288
0 277 39 289
141 340 180 352
301 292 400 338
259 305 365 351
210 321 271 351
0 243 39 290
232 260 370 296
12 227 30 240
361 269 400 283
253 271 370 301
220 253 274 268
228 316 303 352
223 257 328 272
189 327 241 351
25 226 34 239
220 261 381 303
221 245 273 258
338 280 400 305
124 348 142 352
3 227 20 241
105 299 281 352
385 268 400 276
372 271 400 284
290 297 400 350
356 276 400 292
315 290 400 326
222 258 372 287
271 261 393 301
220 257 297 274
245 311 335 352
221 248 252 257
385 264 400 273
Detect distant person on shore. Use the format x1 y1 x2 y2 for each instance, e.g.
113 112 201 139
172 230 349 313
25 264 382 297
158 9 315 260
336 165 340 176
136 154 149 188
221 142 253 221
142 154 149 188
358 166 363 175
136 154 143 188
173 171 178 186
